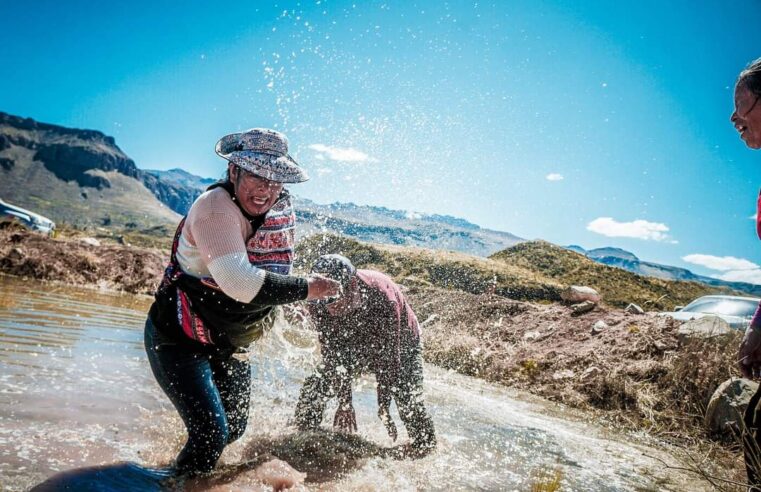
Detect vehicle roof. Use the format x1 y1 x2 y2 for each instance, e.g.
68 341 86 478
690 294 761 303
0 199 54 223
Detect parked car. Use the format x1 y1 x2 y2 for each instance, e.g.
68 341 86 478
659 294 760 331
0 198 56 236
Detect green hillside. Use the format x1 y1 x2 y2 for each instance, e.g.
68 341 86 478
295 234 726 310
489 240 729 309
0 112 182 229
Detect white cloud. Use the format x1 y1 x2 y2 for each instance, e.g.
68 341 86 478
683 254 761 285
712 269 761 285
545 173 564 181
586 217 673 242
308 144 376 163
682 254 759 272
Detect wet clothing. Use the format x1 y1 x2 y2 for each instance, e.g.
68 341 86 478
149 182 306 349
173 182 297 301
145 317 252 474
294 270 436 450
145 181 307 474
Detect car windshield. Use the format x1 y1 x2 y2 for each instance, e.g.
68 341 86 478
681 298 759 318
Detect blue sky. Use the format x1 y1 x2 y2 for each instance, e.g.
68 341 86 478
2 0 761 282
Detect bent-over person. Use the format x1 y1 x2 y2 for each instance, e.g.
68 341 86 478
294 254 436 456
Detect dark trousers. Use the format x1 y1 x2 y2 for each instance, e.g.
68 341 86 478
144 318 251 474
294 344 436 450
745 384 761 490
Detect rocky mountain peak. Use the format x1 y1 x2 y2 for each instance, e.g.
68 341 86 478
0 111 138 189
0 111 199 214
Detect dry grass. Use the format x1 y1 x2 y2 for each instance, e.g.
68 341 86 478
295 234 724 310
407 285 749 484
529 467 563 492
0 227 165 294
490 240 732 310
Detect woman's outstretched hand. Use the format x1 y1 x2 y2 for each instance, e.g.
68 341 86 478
306 274 340 301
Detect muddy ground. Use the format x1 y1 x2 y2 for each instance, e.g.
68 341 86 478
0 226 165 294
0 227 747 486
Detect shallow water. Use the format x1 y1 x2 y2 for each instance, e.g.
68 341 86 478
0 275 708 491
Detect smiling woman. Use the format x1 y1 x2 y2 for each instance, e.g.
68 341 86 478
143 127 341 476
731 58 761 149
729 56 761 489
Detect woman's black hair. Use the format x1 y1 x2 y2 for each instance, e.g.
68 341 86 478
205 166 233 192
738 57 761 97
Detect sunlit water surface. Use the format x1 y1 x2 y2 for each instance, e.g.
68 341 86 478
0 275 707 491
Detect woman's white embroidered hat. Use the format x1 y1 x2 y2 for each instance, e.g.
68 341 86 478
215 128 309 183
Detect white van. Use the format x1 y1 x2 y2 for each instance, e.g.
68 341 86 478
0 198 56 236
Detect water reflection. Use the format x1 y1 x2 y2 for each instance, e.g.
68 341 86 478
0 275 708 491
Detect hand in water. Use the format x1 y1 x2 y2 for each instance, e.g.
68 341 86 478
333 405 357 433
378 406 398 442
306 274 340 301
739 326 761 379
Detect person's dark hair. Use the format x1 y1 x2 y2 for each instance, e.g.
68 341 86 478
311 254 356 289
204 167 233 192
738 57 761 97
224 166 242 185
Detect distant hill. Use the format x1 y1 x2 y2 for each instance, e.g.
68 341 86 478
0 111 184 228
295 198 523 256
145 168 217 191
491 241 733 309
565 245 587 256
585 246 639 262
296 234 727 310
567 244 761 297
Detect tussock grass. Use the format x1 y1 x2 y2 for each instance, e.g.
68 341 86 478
490 240 730 310
297 234 728 311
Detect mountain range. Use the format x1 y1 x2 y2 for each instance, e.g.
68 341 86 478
566 245 761 297
1 110 758 296
0 111 521 255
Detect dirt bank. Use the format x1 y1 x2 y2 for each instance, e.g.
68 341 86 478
410 286 745 484
0 226 165 294
0 227 746 483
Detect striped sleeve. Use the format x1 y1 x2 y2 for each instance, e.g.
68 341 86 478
192 212 307 304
